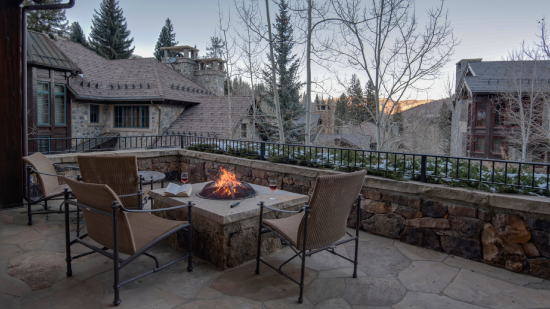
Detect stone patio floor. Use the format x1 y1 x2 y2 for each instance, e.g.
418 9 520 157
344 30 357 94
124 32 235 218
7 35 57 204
2 197 550 309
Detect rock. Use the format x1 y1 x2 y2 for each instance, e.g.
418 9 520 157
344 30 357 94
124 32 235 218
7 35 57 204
382 194 408 206
492 214 531 244
362 213 406 239
440 236 482 260
482 223 526 267
7 251 66 290
505 260 523 272
347 206 373 229
293 178 311 187
421 200 447 218
432 228 460 238
449 216 484 238
525 218 550 233
399 226 442 252
394 205 423 219
282 177 293 184
531 230 550 258
361 200 392 214
408 198 422 209
362 190 381 201
406 218 450 229
448 205 476 218
523 243 541 258
529 259 550 279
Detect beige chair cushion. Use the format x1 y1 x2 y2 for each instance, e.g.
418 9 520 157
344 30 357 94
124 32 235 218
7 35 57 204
128 213 188 252
263 212 305 248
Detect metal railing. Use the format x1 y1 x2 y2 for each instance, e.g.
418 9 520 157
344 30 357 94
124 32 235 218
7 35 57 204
29 134 550 196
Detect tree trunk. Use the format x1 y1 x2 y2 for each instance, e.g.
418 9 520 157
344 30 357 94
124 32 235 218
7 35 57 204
305 0 312 145
265 0 285 143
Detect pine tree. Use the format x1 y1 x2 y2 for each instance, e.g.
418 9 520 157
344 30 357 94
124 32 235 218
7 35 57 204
365 80 376 123
24 0 69 39
68 21 88 48
347 74 365 123
259 0 304 143
335 93 349 127
89 0 135 60
393 103 404 135
206 36 225 58
438 101 452 154
154 18 178 61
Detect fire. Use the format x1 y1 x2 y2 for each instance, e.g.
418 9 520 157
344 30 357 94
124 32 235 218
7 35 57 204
213 167 242 198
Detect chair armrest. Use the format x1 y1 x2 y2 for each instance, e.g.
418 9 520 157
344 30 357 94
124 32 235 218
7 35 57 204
29 167 80 178
118 202 194 213
117 192 145 198
259 202 309 214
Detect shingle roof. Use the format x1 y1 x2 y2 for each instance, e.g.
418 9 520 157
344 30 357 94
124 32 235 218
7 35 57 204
315 134 372 149
166 96 254 137
461 60 550 94
54 40 211 103
27 31 80 72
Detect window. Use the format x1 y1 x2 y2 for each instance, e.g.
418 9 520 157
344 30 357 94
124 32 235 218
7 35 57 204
474 136 485 153
37 82 50 125
54 84 66 125
493 136 505 154
476 102 487 127
114 106 149 128
90 104 100 123
241 123 247 138
494 102 505 127
38 135 50 154
321 106 326 110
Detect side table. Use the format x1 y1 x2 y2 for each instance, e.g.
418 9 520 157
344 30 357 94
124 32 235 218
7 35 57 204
138 171 166 190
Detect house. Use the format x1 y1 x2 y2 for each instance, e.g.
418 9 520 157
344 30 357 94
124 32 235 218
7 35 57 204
25 38 255 152
455 58 550 160
26 31 81 153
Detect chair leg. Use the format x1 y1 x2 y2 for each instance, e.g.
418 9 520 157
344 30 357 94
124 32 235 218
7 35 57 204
298 207 310 304
255 205 264 275
112 202 121 306
353 195 361 278
187 204 193 272
27 200 33 226
63 190 72 277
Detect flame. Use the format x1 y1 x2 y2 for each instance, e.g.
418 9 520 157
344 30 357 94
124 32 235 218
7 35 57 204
213 167 242 197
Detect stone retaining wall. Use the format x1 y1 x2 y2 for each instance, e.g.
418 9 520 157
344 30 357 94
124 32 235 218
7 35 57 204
46 149 550 279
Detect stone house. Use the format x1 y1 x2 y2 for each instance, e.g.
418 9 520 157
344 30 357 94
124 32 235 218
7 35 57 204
455 58 550 160
26 39 255 152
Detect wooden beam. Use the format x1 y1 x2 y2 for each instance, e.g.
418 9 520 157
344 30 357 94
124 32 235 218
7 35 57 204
0 1 24 207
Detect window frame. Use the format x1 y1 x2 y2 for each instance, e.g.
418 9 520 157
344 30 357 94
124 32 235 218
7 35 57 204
37 135 50 154
37 81 50 125
475 102 487 127
113 106 150 129
493 136 505 154
493 102 506 128
474 135 485 153
54 83 66 125
241 123 247 138
90 104 100 124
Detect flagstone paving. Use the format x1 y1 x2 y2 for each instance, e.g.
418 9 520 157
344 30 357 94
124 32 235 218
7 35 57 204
1 201 550 309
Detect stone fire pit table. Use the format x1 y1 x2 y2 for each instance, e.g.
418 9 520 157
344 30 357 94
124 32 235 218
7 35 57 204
148 182 308 269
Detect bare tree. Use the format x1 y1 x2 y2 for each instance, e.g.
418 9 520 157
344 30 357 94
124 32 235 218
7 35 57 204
325 0 458 150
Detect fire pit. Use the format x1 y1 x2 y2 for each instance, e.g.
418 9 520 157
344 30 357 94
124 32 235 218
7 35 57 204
197 167 257 200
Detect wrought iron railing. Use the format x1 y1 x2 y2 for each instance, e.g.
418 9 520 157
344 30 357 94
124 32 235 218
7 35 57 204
29 134 550 196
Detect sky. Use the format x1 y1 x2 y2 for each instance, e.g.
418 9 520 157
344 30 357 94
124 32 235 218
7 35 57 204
64 0 548 100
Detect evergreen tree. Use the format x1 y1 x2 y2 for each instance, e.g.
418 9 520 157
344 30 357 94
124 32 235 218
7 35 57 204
438 101 452 154
68 21 88 48
154 18 179 61
347 74 365 123
89 0 135 60
335 93 349 127
364 80 376 123
24 0 69 39
206 36 226 58
259 0 304 143
393 103 404 135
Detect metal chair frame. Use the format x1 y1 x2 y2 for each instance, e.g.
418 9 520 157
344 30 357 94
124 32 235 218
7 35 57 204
255 195 363 303
25 164 80 225
63 189 194 306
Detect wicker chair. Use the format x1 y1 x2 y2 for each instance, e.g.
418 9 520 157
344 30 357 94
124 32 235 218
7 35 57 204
22 152 80 225
61 176 193 306
77 155 148 210
255 170 366 303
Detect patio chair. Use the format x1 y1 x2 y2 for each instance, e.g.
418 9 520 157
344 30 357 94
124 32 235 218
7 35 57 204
77 155 148 210
255 170 366 303
61 176 193 306
22 152 80 225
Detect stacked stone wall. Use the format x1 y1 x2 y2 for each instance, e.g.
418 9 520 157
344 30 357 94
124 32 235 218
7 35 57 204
46 149 550 279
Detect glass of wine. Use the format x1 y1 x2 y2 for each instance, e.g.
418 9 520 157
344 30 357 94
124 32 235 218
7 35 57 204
181 172 189 184
269 179 277 200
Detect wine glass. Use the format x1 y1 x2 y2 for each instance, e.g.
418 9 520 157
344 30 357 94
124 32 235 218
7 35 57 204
181 172 188 184
269 179 277 200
